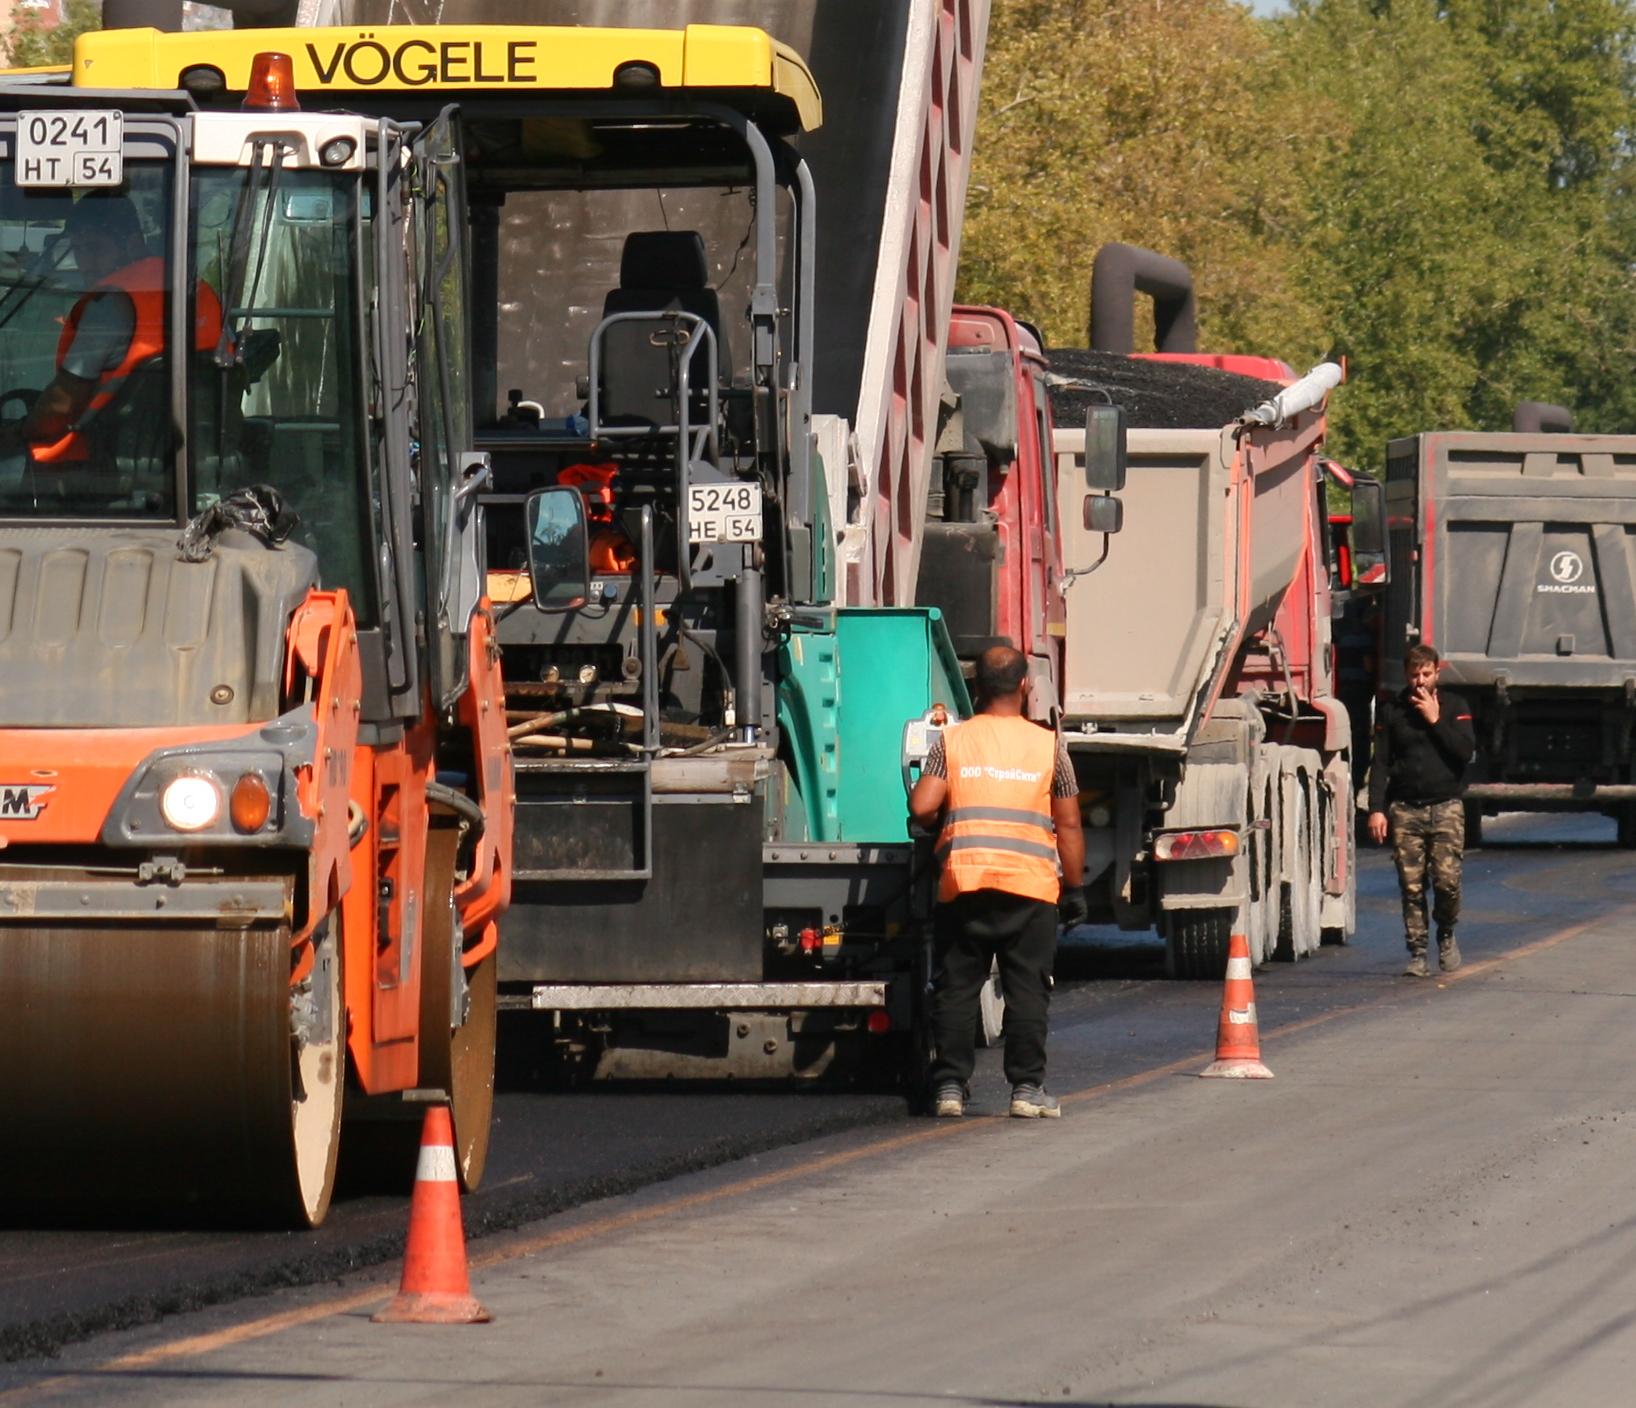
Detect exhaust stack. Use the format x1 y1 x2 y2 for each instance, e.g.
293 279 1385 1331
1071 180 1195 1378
1088 243 1198 355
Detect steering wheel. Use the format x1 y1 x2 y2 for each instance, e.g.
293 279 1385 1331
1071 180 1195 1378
0 388 39 424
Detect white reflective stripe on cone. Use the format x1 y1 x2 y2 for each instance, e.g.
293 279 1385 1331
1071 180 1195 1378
1227 1004 1257 1025
1226 956 1253 979
416 1144 460 1183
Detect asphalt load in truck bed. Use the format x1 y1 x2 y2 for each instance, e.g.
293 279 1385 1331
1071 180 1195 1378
1047 348 1284 430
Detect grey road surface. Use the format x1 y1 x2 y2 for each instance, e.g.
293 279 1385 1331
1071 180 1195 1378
5 812 1634 1407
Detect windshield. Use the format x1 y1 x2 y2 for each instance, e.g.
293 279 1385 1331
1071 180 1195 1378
0 164 177 517
192 166 377 625
0 161 376 625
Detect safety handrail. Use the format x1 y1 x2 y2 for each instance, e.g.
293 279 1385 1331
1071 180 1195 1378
587 308 721 592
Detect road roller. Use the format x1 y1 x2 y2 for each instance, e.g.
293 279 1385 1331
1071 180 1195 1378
0 49 528 1224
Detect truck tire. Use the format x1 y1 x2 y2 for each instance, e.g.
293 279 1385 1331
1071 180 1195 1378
1617 804 1636 849
1249 773 1279 964
1321 782 1354 946
1464 801 1483 849
1275 780 1322 961
1163 907 1233 980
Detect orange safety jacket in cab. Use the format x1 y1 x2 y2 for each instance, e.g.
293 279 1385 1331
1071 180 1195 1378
32 256 224 465
937 714 1061 905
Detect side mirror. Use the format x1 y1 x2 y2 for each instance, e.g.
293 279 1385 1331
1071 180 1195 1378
1083 494 1124 534
1084 405 1128 492
1348 476 1389 592
525 486 590 613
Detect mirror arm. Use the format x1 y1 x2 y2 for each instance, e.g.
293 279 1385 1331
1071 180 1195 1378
1061 534 1112 591
453 452 492 505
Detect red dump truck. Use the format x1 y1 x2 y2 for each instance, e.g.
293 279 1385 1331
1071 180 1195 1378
1046 245 1385 977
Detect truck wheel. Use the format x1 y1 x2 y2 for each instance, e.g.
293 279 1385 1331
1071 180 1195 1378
1274 778 1324 960
1163 908 1233 980
1617 804 1636 849
1464 802 1483 849
1321 783 1355 946
976 958 1005 1047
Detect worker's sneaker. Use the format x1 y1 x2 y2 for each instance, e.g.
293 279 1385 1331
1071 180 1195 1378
1438 936 1463 972
932 1081 966 1118
1402 952 1430 978
1009 1084 1062 1119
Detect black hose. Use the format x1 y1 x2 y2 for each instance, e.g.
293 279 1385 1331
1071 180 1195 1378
425 779 486 838
675 621 736 723
676 728 736 757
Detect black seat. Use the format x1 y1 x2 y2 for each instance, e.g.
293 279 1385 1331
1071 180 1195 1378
598 231 728 430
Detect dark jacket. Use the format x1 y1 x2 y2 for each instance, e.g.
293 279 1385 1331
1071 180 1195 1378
1368 687 1476 811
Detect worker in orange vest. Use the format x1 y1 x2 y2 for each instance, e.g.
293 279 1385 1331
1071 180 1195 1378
1 192 221 468
909 645 1086 1119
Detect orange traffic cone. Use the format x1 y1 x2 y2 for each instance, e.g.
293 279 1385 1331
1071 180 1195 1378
373 1105 492 1324
1199 931 1274 1079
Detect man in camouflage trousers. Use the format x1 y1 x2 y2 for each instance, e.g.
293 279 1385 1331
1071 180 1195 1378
1366 643 1476 977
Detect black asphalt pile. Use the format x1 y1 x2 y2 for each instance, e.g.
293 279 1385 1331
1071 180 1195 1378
1046 348 1284 431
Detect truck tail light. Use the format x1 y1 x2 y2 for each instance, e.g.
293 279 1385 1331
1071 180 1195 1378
1152 829 1240 862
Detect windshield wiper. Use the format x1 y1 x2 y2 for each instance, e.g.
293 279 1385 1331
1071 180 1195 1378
215 137 289 369
0 237 73 337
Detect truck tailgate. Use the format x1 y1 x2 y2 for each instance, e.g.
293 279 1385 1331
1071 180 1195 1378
1400 433 1636 688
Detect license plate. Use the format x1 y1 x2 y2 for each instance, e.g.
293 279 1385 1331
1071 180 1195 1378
15 110 123 188
687 481 763 544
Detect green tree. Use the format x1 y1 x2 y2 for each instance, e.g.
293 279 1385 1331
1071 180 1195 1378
1278 0 1636 460
6 0 102 69
965 0 1636 464
960 1 1332 366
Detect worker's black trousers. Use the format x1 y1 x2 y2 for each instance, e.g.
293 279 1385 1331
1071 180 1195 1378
929 889 1057 1091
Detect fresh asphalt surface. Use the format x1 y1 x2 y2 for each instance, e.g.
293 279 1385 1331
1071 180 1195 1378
1 810 1625 1366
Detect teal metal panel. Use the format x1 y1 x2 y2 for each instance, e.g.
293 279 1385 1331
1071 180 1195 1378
831 607 972 842
776 623 842 843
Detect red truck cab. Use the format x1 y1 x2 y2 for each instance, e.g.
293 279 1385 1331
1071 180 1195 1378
920 304 1065 715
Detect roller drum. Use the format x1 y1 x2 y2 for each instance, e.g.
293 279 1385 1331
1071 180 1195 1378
0 903 343 1227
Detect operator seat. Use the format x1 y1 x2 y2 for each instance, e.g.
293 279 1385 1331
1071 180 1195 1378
598 230 728 431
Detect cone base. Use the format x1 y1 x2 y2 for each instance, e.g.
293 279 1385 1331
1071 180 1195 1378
1199 1058 1274 1079
373 1292 492 1325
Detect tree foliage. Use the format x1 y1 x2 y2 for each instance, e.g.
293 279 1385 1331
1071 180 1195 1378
961 0 1636 465
5 0 102 69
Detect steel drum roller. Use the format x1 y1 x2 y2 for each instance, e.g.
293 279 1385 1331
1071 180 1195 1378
0 895 343 1226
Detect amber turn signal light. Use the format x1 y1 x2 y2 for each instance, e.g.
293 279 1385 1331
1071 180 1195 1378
230 773 272 833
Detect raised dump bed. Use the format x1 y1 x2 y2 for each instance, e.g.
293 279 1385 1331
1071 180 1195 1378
1050 350 1310 732
1048 350 1355 973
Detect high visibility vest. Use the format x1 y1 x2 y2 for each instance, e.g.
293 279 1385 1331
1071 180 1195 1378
32 257 224 465
937 713 1060 904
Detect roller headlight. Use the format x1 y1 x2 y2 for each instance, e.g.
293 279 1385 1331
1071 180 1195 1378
160 775 222 832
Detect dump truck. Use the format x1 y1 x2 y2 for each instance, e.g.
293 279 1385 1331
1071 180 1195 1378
1380 425 1636 846
1046 245 1385 977
0 46 514 1222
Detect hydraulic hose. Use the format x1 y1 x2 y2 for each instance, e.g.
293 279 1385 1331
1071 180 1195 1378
425 779 485 839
